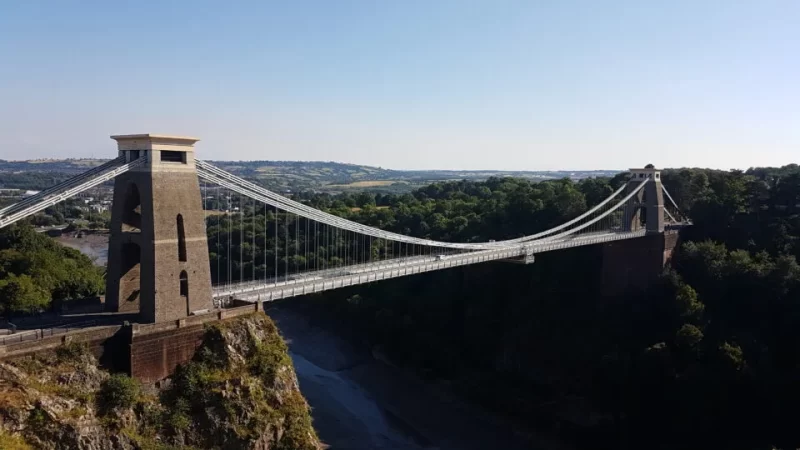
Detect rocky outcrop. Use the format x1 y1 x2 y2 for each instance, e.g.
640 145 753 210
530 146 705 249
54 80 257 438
0 313 321 450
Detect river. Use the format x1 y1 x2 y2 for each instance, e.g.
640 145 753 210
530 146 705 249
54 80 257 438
268 305 566 450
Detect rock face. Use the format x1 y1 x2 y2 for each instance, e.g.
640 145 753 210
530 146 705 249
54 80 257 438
0 313 321 450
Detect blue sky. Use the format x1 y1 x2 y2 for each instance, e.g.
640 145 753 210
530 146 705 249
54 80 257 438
0 1 797 170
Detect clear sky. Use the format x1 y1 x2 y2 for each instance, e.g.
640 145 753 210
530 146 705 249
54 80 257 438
0 1 797 170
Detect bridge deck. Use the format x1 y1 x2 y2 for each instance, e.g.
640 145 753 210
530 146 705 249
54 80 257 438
214 229 647 302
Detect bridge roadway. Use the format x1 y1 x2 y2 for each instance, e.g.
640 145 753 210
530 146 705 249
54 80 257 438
213 229 647 303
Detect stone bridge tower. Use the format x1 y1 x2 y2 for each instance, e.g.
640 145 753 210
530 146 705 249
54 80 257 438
621 166 665 233
602 166 677 295
105 134 213 323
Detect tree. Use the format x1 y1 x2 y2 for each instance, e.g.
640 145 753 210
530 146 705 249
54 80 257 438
675 323 704 350
0 274 49 317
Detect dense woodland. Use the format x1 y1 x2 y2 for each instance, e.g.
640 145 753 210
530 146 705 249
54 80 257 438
2 163 800 448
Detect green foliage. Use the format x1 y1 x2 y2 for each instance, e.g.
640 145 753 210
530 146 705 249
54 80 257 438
161 315 317 448
247 333 292 385
716 342 745 372
26 406 49 430
0 224 104 316
0 274 49 316
97 374 141 414
674 281 704 322
165 397 191 432
273 389 319 450
55 341 90 363
675 324 704 350
207 176 609 284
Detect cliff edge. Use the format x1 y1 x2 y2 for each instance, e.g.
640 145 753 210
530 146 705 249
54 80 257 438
0 313 321 450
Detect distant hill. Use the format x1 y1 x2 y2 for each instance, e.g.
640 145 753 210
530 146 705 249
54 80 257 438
0 158 622 192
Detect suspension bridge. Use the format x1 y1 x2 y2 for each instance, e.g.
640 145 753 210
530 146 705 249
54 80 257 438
0 134 689 324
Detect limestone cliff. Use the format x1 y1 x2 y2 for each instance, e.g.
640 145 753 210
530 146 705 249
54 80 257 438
0 313 321 450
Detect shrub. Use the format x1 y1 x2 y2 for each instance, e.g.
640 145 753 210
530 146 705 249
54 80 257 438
248 336 291 385
55 341 89 363
26 407 49 429
97 374 140 413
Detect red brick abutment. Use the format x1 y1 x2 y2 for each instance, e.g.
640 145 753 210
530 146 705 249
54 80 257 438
601 229 681 296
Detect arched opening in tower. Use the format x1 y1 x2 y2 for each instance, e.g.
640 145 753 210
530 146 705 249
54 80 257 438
120 242 141 309
177 214 187 262
639 189 648 228
179 270 189 315
122 182 142 232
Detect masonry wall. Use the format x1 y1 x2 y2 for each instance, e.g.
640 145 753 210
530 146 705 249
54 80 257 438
601 230 681 296
0 305 261 384
129 325 207 383
0 325 128 372
150 171 214 323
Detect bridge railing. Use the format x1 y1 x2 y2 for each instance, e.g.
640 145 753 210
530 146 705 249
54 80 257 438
0 320 98 345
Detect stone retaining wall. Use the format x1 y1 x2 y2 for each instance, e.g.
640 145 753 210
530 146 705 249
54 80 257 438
0 303 261 383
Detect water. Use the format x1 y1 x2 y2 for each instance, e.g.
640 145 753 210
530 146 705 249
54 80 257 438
269 306 562 450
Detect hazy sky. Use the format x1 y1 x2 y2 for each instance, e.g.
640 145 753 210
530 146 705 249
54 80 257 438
0 1 797 170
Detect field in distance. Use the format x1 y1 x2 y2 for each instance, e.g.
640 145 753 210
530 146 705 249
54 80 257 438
0 159 621 193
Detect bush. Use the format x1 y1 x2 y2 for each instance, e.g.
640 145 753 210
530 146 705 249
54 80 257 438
97 374 140 413
55 341 89 363
26 406 49 429
248 337 291 385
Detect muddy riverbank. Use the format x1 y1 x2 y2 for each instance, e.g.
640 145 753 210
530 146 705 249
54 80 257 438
267 304 567 450
56 232 109 266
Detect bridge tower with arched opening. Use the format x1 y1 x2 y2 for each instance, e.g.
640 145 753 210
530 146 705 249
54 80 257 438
622 166 665 233
105 134 213 323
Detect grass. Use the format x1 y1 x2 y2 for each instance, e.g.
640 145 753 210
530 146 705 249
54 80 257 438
0 429 31 450
66 406 88 420
11 345 97 405
11 356 47 374
26 378 71 396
